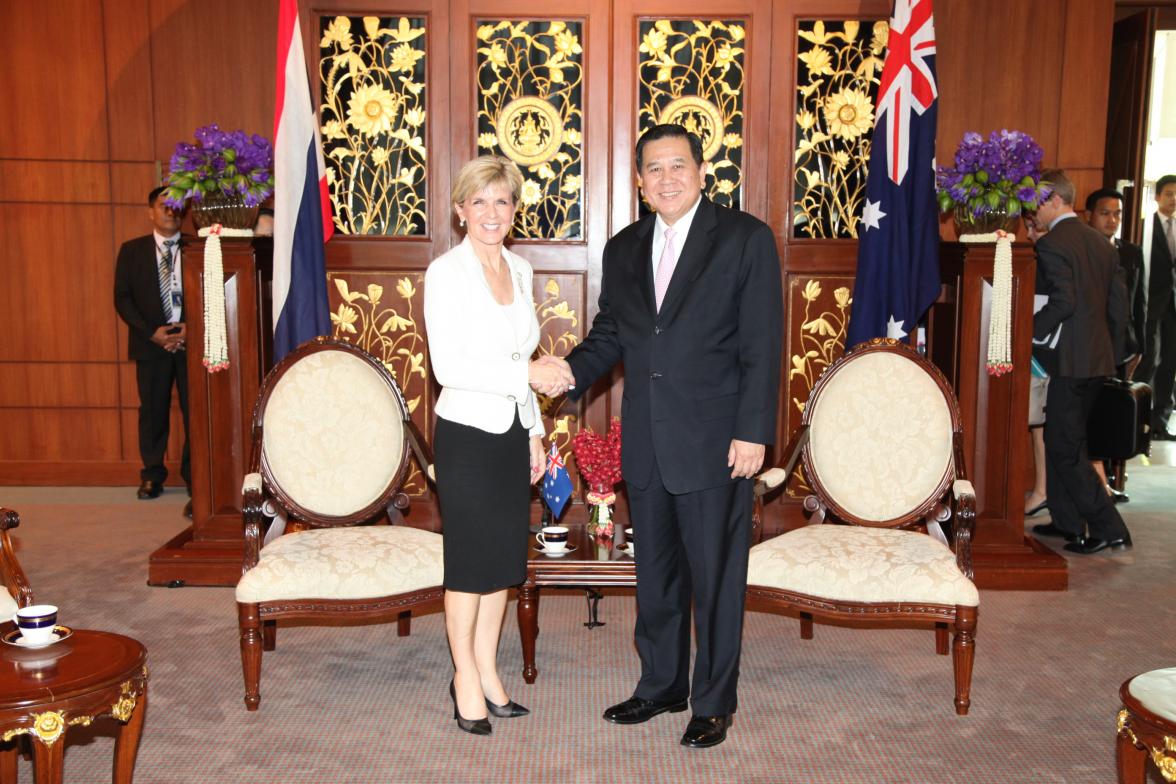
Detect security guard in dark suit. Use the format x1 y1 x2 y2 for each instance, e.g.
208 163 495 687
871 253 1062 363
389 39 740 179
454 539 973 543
113 186 191 515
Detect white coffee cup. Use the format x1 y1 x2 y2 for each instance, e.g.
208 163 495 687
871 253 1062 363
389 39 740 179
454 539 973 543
536 526 569 552
14 605 58 645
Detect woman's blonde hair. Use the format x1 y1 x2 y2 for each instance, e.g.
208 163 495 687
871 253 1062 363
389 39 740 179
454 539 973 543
451 155 524 206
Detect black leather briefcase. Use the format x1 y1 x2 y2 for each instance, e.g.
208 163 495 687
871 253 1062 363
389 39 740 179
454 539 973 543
1087 379 1152 460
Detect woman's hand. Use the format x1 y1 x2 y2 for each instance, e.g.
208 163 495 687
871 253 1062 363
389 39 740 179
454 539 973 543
529 436 545 485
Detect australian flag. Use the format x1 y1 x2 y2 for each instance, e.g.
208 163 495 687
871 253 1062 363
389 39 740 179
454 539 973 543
846 0 941 347
540 444 573 519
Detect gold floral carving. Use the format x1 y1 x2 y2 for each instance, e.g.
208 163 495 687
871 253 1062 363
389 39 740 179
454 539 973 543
786 278 853 495
533 277 582 493
319 16 428 235
638 20 745 209
793 19 888 238
328 273 428 495
477 21 584 239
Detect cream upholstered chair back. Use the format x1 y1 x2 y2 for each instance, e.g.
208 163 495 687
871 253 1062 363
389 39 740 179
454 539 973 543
802 341 958 526
258 340 410 522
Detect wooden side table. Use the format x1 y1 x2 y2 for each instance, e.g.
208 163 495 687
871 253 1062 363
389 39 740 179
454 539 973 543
1117 667 1176 783
0 628 148 784
518 529 636 683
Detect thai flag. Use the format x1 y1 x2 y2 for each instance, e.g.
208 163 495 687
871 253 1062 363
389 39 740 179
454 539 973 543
540 444 574 519
846 0 940 346
273 0 334 362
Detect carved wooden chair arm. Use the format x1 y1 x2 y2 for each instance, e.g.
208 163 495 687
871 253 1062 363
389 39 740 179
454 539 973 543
0 508 34 607
404 418 435 487
753 426 810 500
950 479 976 581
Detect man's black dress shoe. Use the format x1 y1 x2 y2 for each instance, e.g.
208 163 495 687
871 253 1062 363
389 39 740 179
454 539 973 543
182 500 193 518
136 480 162 500
1110 488 1129 504
602 696 688 725
485 697 530 718
1064 534 1133 555
1031 522 1078 542
1154 428 1176 441
680 715 732 748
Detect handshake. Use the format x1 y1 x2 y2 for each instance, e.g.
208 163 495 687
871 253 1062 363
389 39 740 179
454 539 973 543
528 355 575 397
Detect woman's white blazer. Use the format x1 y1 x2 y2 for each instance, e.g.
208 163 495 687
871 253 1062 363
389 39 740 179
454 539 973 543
424 237 544 437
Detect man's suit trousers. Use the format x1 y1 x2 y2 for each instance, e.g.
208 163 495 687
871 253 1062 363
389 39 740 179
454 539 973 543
135 350 190 489
1044 376 1129 540
1141 301 1176 431
627 457 752 717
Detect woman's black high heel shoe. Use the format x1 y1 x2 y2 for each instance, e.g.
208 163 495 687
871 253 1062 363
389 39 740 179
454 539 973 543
485 697 530 718
450 680 492 735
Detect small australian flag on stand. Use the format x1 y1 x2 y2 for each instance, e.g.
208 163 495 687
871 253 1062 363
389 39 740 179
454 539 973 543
540 444 573 519
846 0 941 347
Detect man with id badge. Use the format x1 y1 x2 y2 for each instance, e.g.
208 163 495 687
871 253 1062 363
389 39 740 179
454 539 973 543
114 186 192 516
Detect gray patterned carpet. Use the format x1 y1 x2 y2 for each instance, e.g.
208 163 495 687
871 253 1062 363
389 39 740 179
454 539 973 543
0 466 1173 783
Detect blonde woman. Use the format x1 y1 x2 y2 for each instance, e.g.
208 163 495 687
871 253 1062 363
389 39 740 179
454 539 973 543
424 156 568 735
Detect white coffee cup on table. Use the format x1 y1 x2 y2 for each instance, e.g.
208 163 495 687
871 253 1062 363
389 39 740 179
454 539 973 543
14 605 58 644
537 526 569 552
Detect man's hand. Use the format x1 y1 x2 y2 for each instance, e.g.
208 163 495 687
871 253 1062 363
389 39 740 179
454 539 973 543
529 436 545 485
151 323 186 353
728 439 765 479
529 355 575 397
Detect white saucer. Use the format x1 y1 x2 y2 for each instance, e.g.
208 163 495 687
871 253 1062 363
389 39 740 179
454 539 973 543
2 625 73 649
533 544 577 556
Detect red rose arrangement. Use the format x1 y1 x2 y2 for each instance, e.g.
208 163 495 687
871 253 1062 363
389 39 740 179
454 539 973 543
571 418 622 536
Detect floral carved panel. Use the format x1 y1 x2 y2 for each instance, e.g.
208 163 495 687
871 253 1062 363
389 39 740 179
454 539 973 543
792 19 887 239
327 272 430 497
319 16 428 236
532 273 584 496
637 19 745 211
475 20 585 240
784 275 854 496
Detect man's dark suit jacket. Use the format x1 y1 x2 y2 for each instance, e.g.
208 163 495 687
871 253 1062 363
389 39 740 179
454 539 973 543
114 235 183 361
1115 239 1146 358
1033 216 1127 378
1148 213 1176 324
566 198 783 495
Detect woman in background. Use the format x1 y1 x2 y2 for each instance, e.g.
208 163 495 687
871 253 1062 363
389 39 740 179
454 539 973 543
424 156 567 735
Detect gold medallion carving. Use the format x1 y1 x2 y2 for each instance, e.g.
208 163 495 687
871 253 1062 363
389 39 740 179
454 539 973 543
638 19 746 209
477 20 584 239
658 96 725 161
497 97 565 166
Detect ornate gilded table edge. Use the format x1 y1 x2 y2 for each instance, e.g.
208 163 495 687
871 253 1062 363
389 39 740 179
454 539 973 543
1 664 148 747
1117 707 1176 782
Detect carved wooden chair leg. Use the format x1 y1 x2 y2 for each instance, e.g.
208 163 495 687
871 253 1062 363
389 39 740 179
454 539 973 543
262 620 276 651
398 610 411 637
951 606 978 715
0 739 17 783
239 603 263 711
799 612 814 640
935 622 948 655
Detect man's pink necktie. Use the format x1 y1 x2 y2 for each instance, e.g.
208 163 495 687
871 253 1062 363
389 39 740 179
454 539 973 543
654 226 676 311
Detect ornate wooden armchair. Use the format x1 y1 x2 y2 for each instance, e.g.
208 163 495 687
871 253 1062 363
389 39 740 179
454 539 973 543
747 338 979 714
236 338 443 711
0 508 33 618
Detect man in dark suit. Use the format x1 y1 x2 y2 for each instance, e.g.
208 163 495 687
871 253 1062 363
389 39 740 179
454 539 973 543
536 125 782 748
1139 173 1176 439
113 186 191 515
1030 170 1131 555
1085 188 1144 503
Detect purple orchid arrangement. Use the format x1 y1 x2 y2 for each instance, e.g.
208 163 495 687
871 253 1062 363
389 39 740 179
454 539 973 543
163 124 275 210
936 129 1048 218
